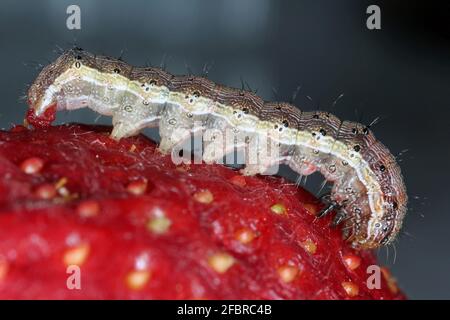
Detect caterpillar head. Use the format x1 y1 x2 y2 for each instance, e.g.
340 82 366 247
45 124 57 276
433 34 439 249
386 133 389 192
28 48 94 115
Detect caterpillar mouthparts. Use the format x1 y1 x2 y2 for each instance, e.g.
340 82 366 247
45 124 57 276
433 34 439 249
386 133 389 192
27 48 407 249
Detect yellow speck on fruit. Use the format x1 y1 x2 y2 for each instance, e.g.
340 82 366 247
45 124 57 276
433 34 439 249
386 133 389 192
127 179 148 195
343 254 361 271
235 228 256 244
342 281 359 297
35 183 57 200
63 243 90 267
77 200 100 218
277 265 300 283
229 175 246 187
126 270 151 291
147 215 172 234
208 253 235 274
270 203 286 215
193 190 214 204
20 157 44 174
301 239 317 254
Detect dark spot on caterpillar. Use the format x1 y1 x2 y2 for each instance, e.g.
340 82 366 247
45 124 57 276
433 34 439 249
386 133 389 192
363 127 370 135
242 107 249 114
113 68 121 74
282 120 289 127
319 128 326 136
352 128 358 134
239 91 245 96
74 62 81 69
193 91 200 98
313 114 319 119
188 77 194 82
379 164 386 172
392 201 398 210
353 145 361 152
149 79 157 86
76 55 82 60
275 105 281 110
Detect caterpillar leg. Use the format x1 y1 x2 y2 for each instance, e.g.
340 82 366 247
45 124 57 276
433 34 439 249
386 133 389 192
202 141 225 164
202 130 246 165
317 193 348 227
331 210 347 227
158 129 192 155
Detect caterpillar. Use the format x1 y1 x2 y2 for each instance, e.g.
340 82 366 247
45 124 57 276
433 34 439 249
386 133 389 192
27 48 407 249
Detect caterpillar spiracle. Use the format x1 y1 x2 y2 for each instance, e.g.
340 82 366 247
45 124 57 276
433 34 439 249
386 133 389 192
27 48 408 249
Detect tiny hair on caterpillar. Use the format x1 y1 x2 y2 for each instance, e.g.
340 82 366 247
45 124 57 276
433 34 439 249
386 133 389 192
27 48 408 249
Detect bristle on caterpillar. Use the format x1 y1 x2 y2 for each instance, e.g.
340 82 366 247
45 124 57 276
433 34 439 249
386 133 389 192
27 48 408 249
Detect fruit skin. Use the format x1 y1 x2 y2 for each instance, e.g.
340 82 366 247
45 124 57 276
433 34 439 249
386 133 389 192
0 124 405 300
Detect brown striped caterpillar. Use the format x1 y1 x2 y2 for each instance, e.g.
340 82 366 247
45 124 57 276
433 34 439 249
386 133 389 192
27 48 408 249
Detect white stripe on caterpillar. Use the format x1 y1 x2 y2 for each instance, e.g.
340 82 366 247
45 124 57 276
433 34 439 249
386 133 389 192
27 48 408 249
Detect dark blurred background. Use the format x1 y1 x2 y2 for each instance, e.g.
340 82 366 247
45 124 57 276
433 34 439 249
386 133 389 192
0 0 449 299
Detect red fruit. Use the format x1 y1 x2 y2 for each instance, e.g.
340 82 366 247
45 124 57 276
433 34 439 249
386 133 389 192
0 124 405 299
25 104 56 128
